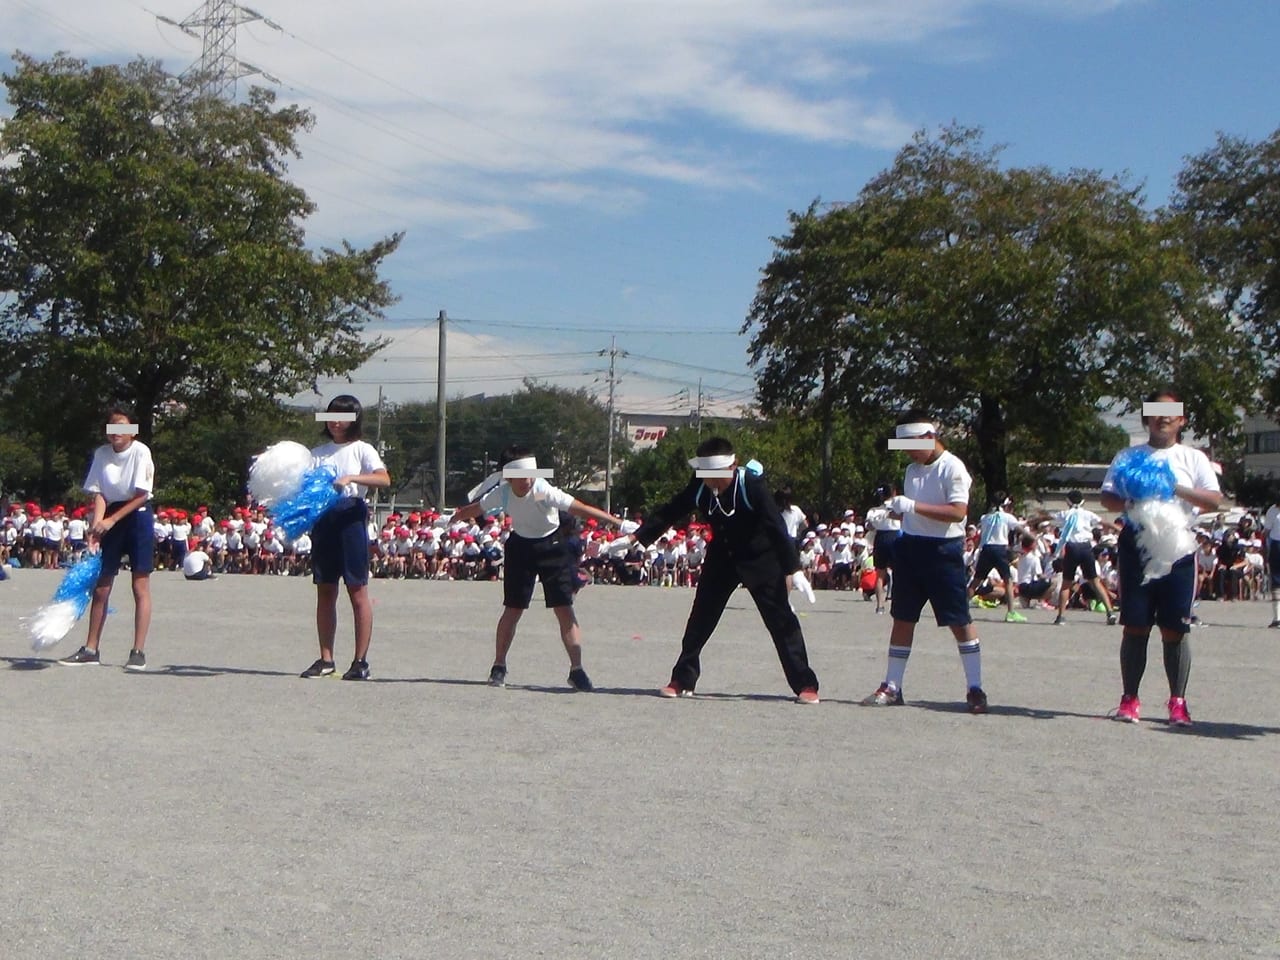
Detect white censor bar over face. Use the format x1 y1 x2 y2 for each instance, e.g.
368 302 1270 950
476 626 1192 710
316 412 358 422
695 469 737 478
105 423 139 435
888 438 935 451
503 468 555 479
1142 402 1184 418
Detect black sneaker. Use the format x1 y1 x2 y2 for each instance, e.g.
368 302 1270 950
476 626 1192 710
1052 615 1065 626
966 687 989 715
58 646 100 666
341 659 370 681
567 667 594 692
1269 620 1280 629
125 649 147 672
300 658 335 678
1106 612 1118 626
487 664 507 687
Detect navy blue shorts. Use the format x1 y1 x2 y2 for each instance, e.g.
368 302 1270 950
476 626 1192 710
503 531 575 609
312 499 370 586
1117 526 1195 634
890 535 972 627
873 531 899 569
98 503 155 576
1270 541 1280 590
1060 541 1098 583
972 545 1012 586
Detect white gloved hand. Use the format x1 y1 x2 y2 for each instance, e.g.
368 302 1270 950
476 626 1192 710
887 495 916 515
791 570 816 604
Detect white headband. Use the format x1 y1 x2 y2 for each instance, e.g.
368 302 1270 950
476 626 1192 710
502 457 537 471
688 454 734 470
895 422 935 439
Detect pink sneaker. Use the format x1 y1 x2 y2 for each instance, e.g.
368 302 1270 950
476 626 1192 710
1167 696 1192 727
1113 694 1141 723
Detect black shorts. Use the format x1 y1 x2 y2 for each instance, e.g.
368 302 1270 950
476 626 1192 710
890 535 972 627
1019 578 1051 599
972 545 1012 586
503 531 575 609
1059 541 1098 583
873 531 899 570
311 499 370 586
1117 525 1195 634
99 503 155 576
1270 541 1280 590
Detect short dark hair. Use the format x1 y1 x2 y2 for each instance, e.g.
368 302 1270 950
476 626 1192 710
106 403 137 423
499 444 533 467
989 490 1008 508
1067 490 1084 505
895 409 935 431
1140 386 1185 437
321 395 364 440
695 436 734 459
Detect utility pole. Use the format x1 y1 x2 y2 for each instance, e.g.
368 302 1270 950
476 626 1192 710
156 1 280 100
604 335 618 514
693 377 704 438
436 310 447 509
372 385 384 513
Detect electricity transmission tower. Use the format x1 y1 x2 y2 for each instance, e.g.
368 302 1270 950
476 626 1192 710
157 1 280 99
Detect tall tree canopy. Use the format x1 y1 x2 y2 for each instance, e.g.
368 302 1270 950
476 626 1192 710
1171 127 1280 414
745 124 1252 497
0 53 400 498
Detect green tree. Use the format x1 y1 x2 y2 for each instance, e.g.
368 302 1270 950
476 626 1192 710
746 124 1244 498
0 53 400 496
1169 128 1279 413
378 382 619 507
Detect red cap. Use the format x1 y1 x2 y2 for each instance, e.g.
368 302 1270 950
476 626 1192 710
220 520 231 528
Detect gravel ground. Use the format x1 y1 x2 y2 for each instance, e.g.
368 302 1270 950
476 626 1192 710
3 569 1278 959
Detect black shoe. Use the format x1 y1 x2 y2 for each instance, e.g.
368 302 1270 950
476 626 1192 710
966 687 989 714
1052 615 1065 626
300 658 335 678
1269 620 1280 629
125 649 147 672
58 646 100 666
487 664 507 687
568 667 593 692
1106 613 1118 626
341 659 370 681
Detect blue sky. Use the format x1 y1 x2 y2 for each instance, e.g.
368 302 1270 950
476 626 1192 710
4 0 1278 419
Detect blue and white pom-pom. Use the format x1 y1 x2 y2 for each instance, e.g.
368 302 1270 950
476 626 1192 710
23 552 103 650
248 441 315 505
269 465 342 539
1112 447 1196 584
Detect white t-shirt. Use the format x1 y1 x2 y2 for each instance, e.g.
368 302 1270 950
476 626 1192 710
84 441 155 503
1100 443 1220 527
977 508 1020 549
478 478 575 539
902 450 971 539
67 518 88 541
780 504 807 538
1262 505 1280 541
182 550 211 577
1054 506 1103 546
310 440 387 499
1016 551 1043 583
865 505 901 534
293 533 312 555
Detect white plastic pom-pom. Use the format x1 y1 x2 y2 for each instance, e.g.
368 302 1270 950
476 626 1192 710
248 441 314 505
24 600 81 650
1128 499 1197 584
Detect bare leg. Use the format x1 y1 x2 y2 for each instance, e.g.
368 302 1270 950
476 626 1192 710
316 583 340 661
495 606 523 665
130 572 151 651
84 577 115 652
552 605 583 668
348 583 373 661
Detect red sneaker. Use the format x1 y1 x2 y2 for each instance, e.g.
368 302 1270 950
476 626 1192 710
1167 696 1192 727
1113 694 1141 723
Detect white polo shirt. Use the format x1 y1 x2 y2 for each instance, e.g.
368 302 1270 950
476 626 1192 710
902 450 971 539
